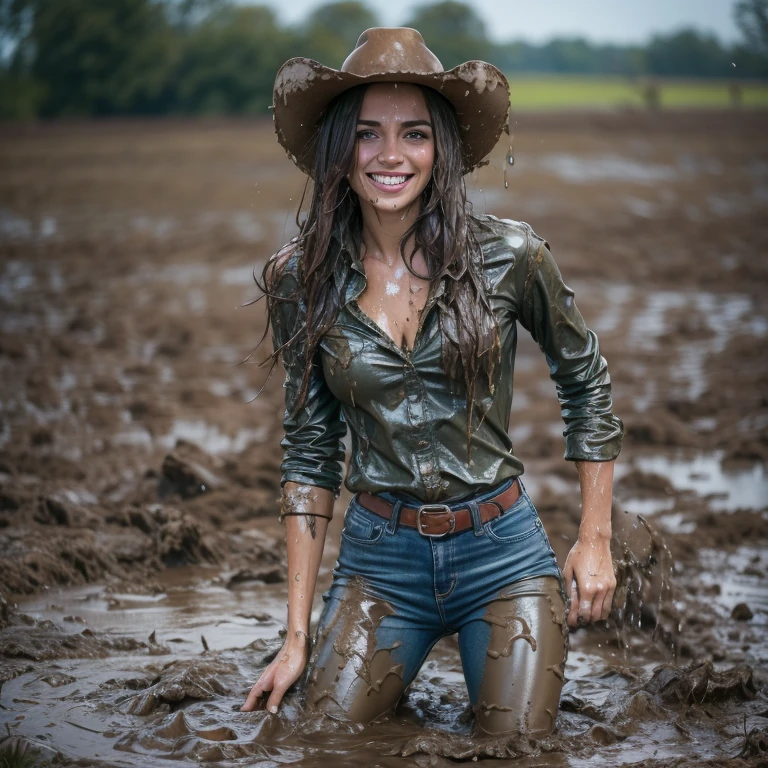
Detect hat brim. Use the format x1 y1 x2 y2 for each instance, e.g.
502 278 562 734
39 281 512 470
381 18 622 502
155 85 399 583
273 58 510 177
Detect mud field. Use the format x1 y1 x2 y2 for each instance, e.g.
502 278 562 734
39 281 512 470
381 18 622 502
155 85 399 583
0 111 767 767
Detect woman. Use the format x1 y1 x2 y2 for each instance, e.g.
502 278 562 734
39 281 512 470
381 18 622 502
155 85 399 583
241 27 623 736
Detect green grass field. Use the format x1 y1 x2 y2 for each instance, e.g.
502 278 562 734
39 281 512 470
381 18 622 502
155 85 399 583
506 75 768 110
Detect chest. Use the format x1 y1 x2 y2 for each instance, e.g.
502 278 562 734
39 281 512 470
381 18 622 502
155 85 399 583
355 258 431 352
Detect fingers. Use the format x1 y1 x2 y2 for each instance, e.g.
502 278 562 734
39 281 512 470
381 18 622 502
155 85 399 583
567 579 580 628
241 684 267 712
241 646 307 714
265 676 292 715
567 577 616 628
241 669 273 712
601 587 614 621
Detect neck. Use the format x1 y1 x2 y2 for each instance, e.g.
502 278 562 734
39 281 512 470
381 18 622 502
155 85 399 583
358 198 421 266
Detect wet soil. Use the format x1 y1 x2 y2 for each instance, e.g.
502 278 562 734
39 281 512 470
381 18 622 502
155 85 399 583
0 111 766 766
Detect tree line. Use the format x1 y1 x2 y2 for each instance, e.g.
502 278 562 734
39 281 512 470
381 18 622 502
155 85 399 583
1 0 766 119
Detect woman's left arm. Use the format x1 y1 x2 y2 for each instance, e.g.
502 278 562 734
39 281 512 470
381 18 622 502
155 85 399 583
563 460 616 628
511 229 623 627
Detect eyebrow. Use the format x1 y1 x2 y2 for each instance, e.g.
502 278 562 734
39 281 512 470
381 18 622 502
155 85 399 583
357 119 432 129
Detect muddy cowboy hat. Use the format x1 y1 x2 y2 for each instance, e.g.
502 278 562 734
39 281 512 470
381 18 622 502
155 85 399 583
272 27 510 176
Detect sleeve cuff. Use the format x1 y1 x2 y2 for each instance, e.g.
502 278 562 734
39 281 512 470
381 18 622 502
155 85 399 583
280 469 342 495
563 416 624 462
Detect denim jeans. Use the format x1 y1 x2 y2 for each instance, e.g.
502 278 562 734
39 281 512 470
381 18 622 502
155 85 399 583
305 479 568 735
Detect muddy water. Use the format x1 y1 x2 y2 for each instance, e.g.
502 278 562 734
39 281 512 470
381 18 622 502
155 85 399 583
1 113 767 766
1 520 764 767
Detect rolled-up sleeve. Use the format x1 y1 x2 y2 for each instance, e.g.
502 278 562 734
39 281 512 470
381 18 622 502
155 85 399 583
269 261 346 493
516 234 623 461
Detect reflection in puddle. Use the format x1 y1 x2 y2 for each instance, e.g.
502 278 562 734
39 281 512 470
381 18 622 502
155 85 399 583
18 576 285 653
635 452 768 511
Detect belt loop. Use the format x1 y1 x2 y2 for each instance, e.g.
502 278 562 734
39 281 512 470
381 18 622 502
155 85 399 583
468 500 485 536
386 500 403 534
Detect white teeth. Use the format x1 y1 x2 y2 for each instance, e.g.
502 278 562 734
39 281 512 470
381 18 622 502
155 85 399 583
370 174 409 186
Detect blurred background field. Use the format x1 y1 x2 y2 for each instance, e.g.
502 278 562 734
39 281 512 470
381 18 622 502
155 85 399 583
1 0 767 119
1 2 767 767
508 75 768 109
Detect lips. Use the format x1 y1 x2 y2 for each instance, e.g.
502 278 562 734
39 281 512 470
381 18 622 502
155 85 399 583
366 172 414 192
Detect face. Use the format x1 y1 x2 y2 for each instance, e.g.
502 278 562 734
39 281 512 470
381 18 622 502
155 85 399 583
348 83 435 214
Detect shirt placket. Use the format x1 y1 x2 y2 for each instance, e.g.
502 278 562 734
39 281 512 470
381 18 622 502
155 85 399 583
344 257 445 499
403 358 443 500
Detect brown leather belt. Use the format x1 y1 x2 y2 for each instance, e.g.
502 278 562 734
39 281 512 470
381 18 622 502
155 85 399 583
356 480 521 538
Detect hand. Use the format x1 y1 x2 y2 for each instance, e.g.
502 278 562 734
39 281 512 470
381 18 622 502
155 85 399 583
563 536 616 629
241 633 309 713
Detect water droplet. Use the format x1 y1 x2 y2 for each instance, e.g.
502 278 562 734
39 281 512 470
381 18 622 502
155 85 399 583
503 144 515 189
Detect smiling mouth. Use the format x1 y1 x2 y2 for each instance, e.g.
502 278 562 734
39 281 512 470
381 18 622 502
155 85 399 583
366 173 414 188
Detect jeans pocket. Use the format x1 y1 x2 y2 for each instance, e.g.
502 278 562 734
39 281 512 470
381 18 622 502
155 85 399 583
483 493 541 544
341 502 386 546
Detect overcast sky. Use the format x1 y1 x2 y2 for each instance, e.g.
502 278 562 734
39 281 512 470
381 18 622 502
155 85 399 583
250 0 743 45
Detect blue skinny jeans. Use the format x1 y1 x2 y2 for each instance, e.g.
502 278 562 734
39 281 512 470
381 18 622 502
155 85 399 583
305 479 568 735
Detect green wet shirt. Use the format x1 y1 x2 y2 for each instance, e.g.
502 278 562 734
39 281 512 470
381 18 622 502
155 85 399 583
269 214 623 503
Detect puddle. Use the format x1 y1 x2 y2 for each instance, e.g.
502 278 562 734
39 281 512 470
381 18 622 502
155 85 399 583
0 572 687 768
0 208 34 241
159 420 269 454
539 154 678 185
17 571 286 653
0 260 36 301
113 419 269 455
634 452 768 511
626 289 766 399
619 497 677 517
697 546 768 627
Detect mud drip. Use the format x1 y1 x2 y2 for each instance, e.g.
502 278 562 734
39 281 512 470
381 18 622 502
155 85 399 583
305 578 406 721
474 576 567 736
279 484 320 538
503 111 515 188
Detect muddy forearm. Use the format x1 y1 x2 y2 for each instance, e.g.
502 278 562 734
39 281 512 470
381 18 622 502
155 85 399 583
574 460 614 542
282 482 335 637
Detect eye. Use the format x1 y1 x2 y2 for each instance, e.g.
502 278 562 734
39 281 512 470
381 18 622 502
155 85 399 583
405 130 429 140
356 129 377 140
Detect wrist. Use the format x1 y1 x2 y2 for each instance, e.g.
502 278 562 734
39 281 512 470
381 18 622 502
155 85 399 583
577 525 612 543
287 627 311 645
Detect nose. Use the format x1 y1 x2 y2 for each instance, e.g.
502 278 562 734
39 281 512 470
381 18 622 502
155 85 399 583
377 132 403 166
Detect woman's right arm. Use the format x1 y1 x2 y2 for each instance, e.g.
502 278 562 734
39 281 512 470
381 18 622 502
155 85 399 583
241 482 333 713
241 246 345 713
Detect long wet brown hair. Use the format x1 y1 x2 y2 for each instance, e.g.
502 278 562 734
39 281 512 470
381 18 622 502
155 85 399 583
260 83 500 438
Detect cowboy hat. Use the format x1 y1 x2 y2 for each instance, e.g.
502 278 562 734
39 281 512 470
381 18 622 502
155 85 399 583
272 27 510 176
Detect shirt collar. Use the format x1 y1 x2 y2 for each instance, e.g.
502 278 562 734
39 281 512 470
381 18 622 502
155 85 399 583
332 246 446 305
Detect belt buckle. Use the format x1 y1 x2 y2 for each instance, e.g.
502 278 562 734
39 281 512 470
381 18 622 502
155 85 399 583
416 504 455 538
